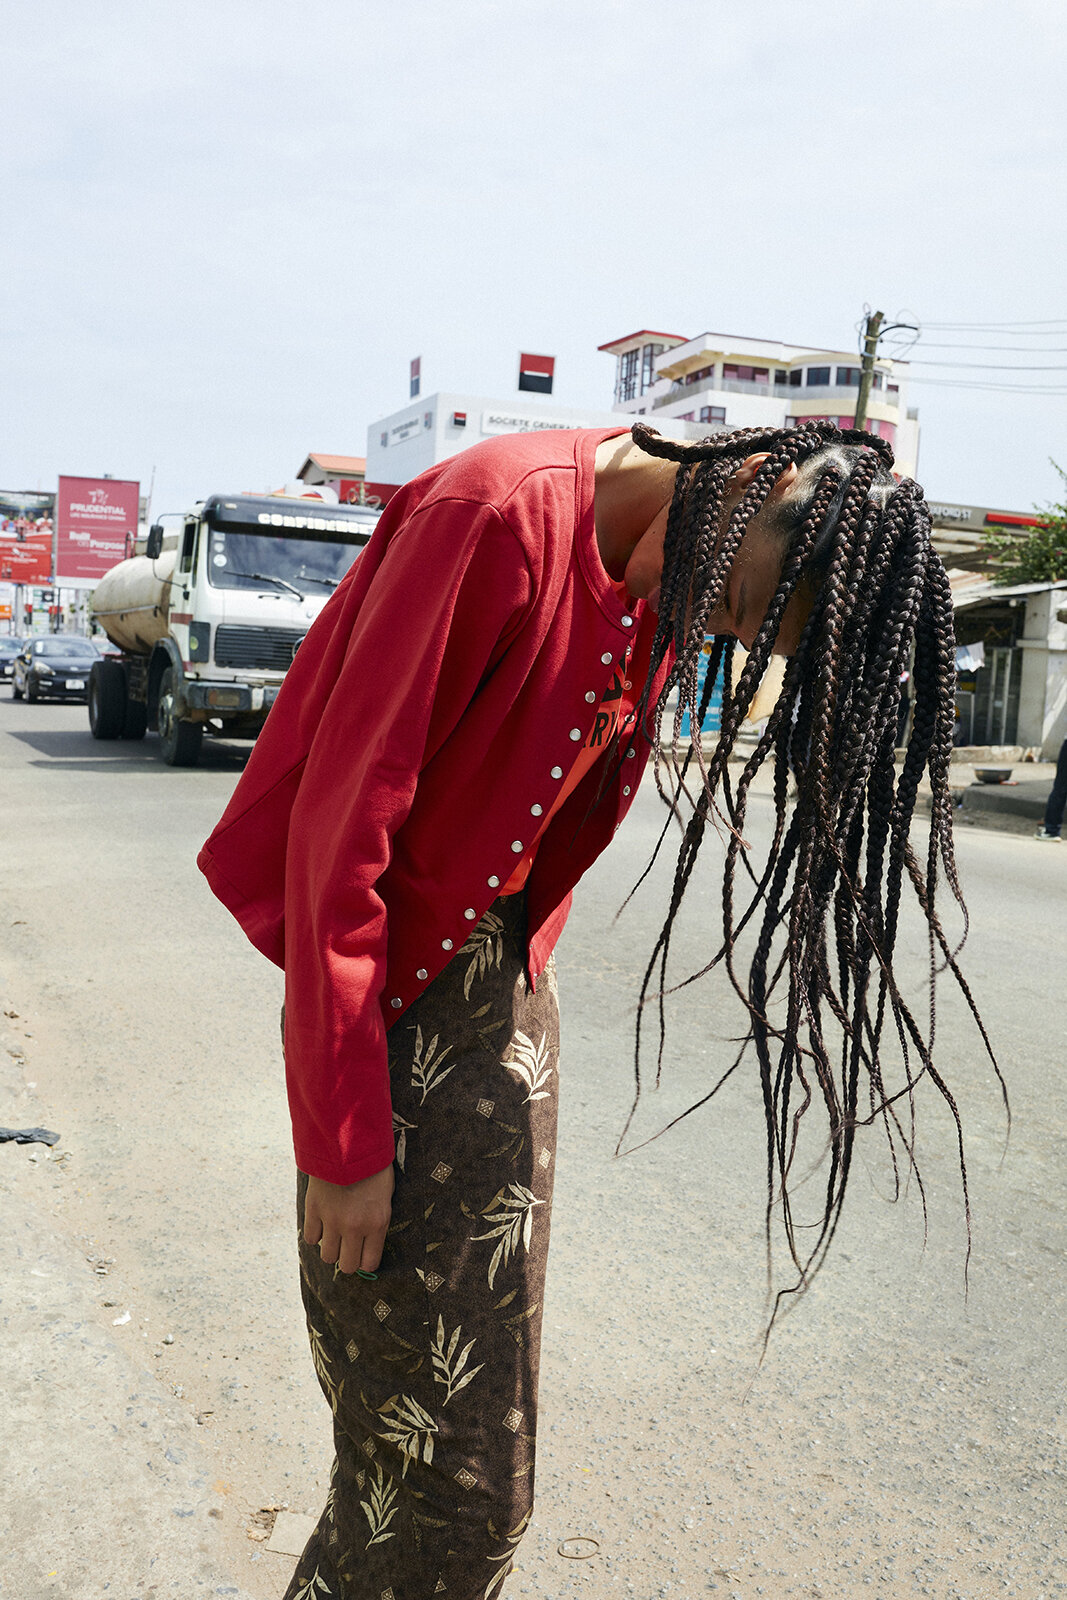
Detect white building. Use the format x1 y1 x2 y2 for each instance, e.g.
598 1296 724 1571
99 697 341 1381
366 326 920 501
598 328 920 480
363 390 708 500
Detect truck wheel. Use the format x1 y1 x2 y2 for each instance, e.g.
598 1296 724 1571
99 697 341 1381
122 696 148 740
88 661 125 739
158 667 202 767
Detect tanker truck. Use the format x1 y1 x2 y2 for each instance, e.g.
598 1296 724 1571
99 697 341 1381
87 491 379 765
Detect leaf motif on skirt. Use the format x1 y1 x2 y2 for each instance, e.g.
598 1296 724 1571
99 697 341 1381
359 1460 400 1547
470 1183 544 1288
375 1392 439 1475
501 1029 554 1102
430 1314 485 1404
411 1024 455 1104
290 1567 333 1599
462 913 505 1000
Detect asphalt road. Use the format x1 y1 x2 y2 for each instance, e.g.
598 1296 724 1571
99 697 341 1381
1 695 1064 1600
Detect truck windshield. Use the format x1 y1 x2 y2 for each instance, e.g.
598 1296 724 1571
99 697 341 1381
205 530 362 594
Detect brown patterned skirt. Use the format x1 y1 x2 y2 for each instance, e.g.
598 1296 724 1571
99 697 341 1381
285 892 559 1600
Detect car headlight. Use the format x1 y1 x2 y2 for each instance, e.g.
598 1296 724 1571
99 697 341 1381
34 661 54 675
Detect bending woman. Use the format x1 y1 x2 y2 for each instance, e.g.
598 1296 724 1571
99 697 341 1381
199 420 990 1600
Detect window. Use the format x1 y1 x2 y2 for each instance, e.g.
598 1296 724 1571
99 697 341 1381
887 383 899 396
640 343 664 394
618 348 639 402
676 411 695 421
685 364 714 386
774 370 789 386
836 366 861 386
699 405 726 424
872 371 884 390
178 518 198 574
722 364 769 383
806 366 831 386
789 369 802 386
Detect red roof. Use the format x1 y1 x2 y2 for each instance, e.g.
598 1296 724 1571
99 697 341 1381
298 453 366 477
597 329 687 354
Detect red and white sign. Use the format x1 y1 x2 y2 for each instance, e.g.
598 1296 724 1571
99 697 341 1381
57 476 140 583
518 352 555 395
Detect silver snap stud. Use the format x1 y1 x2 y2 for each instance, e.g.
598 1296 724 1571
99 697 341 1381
585 690 596 703
441 938 453 950
626 747 636 759
550 765 563 779
569 728 582 741
623 785 631 795
530 803 543 817
601 652 613 664
416 968 428 981
464 908 477 920
621 614 634 627
390 997 402 1009
487 874 500 888
511 840 523 853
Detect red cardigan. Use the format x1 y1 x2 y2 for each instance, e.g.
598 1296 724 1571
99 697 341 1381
198 427 664 1184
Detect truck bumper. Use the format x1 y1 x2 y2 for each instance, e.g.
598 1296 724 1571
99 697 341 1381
184 681 280 715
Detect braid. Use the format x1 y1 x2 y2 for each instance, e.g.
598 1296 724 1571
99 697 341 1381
621 420 999 1325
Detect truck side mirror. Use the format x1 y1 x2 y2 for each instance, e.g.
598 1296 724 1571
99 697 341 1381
146 524 164 560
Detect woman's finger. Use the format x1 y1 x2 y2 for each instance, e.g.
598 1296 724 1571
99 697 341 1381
303 1203 324 1249
337 1230 366 1276
358 1224 388 1275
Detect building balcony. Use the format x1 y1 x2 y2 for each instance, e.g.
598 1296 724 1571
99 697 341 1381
652 378 900 411
779 382 900 409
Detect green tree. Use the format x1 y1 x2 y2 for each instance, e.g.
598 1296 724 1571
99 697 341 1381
981 463 1067 585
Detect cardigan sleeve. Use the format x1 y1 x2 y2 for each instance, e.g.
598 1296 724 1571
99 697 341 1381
282 498 533 1185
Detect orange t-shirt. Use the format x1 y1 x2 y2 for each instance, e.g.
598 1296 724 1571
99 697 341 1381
502 582 646 894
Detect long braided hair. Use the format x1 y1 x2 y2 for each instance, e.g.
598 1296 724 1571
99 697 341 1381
624 420 1002 1319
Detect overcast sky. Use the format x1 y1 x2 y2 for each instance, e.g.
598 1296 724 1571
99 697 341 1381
4 0 1065 520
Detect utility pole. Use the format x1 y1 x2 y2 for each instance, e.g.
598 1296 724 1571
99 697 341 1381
854 308 884 433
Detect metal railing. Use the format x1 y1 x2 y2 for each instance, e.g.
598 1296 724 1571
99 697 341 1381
652 378 901 410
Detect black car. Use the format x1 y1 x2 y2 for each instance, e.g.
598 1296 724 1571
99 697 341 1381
0 637 22 681
12 635 100 703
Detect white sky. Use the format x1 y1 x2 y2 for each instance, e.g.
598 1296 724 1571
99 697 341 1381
3 0 1065 519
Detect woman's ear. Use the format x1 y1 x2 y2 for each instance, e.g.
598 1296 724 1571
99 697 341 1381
732 454 799 497
733 452 771 485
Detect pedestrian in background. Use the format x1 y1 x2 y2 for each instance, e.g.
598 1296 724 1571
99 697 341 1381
1036 733 1067 839
200 420 986 1600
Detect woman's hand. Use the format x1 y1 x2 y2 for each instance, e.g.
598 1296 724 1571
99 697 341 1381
303 1165 395 1275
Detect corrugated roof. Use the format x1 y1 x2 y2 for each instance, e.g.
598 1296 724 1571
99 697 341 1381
949 573 1067 610
298 453 366 476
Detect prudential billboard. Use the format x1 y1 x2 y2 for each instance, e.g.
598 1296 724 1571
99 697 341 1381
56 476 140 583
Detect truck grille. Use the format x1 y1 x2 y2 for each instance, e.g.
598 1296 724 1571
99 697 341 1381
213 624 306 671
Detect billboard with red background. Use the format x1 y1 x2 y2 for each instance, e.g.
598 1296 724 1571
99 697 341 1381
56 476 140 583
0 490 54 584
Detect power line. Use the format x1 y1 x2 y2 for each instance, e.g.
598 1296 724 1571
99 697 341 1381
906 359 1067 371
910 342 1067 353
920 318 1067 330
905 375 1067 394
